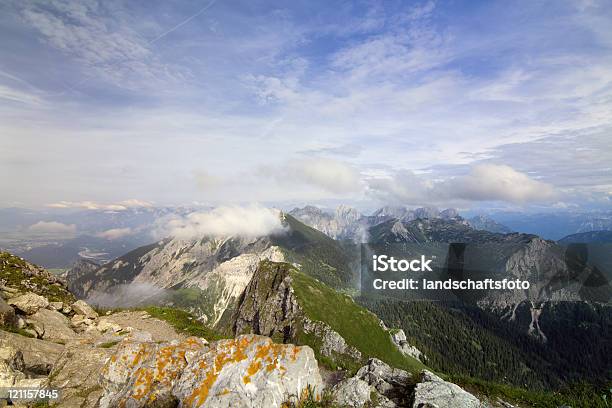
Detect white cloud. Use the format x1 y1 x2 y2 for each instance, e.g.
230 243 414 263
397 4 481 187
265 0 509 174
262 158 361 194
96 227 133 240
28 221 76 234
156 205 286 239
367 164 556 204
440 164 556 203
46 199 152 211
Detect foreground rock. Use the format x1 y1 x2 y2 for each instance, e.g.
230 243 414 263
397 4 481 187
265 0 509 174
413 370 484 408
99 333 322 408
0 297 17 328
8 292 49 315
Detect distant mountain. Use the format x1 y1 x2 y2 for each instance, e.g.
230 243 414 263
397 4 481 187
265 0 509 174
467 215 512 233
67 214 357 325
290 205 464 242
559 230 612 244
288 205 366 240
490 210 612 240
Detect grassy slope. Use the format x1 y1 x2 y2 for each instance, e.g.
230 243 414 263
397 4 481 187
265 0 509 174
272 214 357 289
289 267 425 374
0 251 75 304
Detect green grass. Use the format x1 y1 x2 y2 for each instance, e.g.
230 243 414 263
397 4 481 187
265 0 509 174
0 252 75 304
289 267 426 375
142 306 224 341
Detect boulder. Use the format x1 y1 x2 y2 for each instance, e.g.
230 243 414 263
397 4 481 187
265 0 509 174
7 292 49 315
27 308 76 341
356 358 412 406
99 334 324 408
333 377 371 407
71 300 98 319
412 370 484 408
0 297 17 328
96 318 122 333
71 313 95 329
48 301 63 311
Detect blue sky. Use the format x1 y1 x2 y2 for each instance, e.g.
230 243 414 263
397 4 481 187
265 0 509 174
0 0 611 211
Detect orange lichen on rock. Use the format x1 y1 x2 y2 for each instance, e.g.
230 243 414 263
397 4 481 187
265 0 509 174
185 336 252 407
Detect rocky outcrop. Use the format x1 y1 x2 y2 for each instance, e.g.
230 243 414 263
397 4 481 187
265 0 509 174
233 260 300 341
332 376 372 407
412 370 484 408
303 319 362 361
99 333 323 408
356 358 413 407
390 329 426 362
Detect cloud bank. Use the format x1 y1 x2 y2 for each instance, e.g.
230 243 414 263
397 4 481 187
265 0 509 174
28 221 76 234
368 164 556 205
156 205 286 240
96 227 133 240
47 199 153 211
262 158 361 194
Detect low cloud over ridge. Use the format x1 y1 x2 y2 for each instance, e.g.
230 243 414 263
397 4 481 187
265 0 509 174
156 205 286 240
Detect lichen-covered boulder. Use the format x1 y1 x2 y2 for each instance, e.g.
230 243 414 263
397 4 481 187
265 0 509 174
412 370 484 408
8 292 49 315
99 334 323 408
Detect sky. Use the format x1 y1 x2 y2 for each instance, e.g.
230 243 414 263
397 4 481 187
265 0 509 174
1 0 611 211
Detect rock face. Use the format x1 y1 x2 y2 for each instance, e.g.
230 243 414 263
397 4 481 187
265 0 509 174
412 370 484 408
289 205 367 241
99 334 323 408
8 292 49 314
232 260 300 341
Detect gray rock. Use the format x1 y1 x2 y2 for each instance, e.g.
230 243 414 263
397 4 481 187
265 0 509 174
356 358 412 406
48 301 63 311
0 330 64 375
71 299 98 319
333 377 371 407
48 343 112 408
390 329 425 362
0 297 17 328
7 292 49 315
304 319 362 361
412 370 484 408
27 308 76 341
